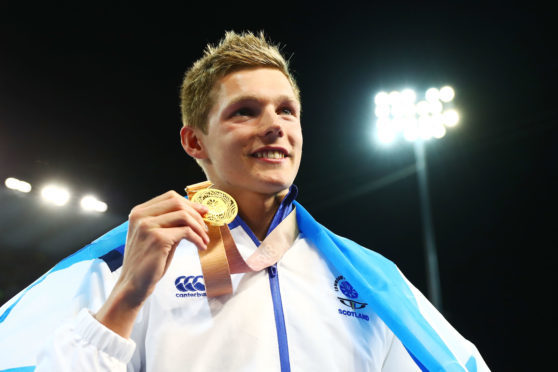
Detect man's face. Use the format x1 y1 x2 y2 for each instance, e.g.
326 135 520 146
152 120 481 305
195 67 302 196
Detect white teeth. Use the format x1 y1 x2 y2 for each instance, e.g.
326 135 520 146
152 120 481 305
254 151 285 159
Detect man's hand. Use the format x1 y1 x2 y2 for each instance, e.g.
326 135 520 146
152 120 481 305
95 191 209 338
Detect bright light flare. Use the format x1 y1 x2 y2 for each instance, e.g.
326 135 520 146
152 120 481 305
373 85 458 144
400 89 417 105
416 101 430 117
443 109 460 126
376 128 397 144
403 119 419 142
5 177 32 193
374 91 389 105
388 91 401 104
375 104 390 118
80 195 108 213
439 86 455 102
375 118 397 144
41 185 70 206
432 124 447 139
429 101 443 114
425 88 440 103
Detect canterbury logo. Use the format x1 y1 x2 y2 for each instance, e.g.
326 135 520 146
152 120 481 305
175 275 206 292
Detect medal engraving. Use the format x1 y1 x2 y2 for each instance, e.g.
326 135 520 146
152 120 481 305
191 188 238 226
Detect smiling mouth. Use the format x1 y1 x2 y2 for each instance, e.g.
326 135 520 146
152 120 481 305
251 150 287 159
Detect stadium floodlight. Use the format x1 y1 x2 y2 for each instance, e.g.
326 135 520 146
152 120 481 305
371 85 459 310
5 177 32 193
80 195 108 213
373 86 459 145
41 184 70 206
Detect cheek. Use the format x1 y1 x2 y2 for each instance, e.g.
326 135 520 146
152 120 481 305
214 133 249 163
291 127 303 149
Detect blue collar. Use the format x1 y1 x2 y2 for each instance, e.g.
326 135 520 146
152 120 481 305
229 185 298 246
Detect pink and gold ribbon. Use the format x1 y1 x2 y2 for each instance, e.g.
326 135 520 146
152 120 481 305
186 181 298 297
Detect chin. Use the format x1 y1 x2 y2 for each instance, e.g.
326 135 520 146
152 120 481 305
251 177 293 195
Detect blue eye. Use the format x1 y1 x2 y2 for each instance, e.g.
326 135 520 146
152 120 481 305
233 108 254 117
280 107 293 115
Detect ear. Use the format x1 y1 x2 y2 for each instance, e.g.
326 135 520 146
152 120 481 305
180 126 208 159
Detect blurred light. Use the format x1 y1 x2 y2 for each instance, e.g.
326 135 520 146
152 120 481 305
390 103 405 118
388 91 401 104
374 85 458 144
443 109 460 126
401 117 417 131
425 88 440 103
432 124 447 139
376 126 397 144
5 177 32 193
391 118 406 132
403 119 419 142
429 101 443 114
439 86 455 102
400 89 417 105
393 99 416 118
375 104 391 118
41 185 70 206
418 116 434 140
374 91 389 105
80 195 108 213
431 113 443 126
376 117 392 128
403 128 419 142
416 101 430 117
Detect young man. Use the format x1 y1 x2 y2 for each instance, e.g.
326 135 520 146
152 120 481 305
0 32 489 371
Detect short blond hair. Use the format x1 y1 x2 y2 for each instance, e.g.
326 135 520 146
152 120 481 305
180 31 300 133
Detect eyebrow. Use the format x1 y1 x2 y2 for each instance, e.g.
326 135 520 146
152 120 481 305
226 94 299 107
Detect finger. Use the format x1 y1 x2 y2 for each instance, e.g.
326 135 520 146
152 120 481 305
163 199 208 230
164 226 208 251
151 210 210 244
136 190 182 209
137 195 207 219
189 201 209 216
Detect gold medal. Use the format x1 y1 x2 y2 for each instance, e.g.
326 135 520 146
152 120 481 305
191 188 238 226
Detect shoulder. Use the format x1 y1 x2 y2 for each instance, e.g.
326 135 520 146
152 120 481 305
294 201 393 264
319 224 397 268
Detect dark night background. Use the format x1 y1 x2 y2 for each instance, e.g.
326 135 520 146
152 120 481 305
0 2 556 370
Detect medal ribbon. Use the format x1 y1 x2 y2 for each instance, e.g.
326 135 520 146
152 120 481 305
186 181 298 297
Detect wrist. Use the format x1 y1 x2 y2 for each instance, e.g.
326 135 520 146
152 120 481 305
94 282 145 339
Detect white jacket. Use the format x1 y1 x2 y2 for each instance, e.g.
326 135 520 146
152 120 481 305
35 219 419 371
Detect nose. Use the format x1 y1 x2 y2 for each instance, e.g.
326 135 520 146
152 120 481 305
259 107 284 140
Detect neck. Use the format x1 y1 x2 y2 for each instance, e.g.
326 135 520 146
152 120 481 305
214 184 289 241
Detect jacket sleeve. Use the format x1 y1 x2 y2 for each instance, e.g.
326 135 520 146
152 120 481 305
35 308 137 372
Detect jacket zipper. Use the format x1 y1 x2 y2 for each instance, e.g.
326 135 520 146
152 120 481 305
231 200 295 372
268 263 291 372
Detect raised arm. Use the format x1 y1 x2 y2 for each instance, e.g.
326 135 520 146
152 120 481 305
36 191 209 371
95 191 209 338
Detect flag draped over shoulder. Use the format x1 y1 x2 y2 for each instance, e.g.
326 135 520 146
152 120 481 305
0 222 129 372
293 201 489 372
0 203 488 372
